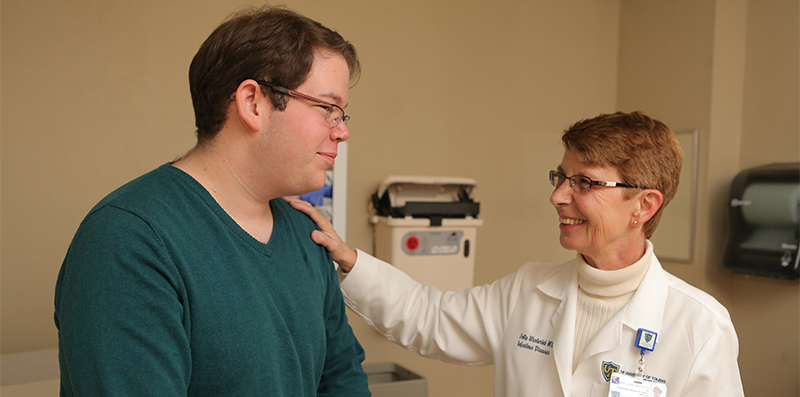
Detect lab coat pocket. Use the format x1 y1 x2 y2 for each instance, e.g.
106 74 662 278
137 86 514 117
588 382 608 397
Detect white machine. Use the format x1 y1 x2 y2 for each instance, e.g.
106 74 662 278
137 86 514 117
370 176 482 291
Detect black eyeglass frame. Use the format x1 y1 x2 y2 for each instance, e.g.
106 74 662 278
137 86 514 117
549 170 648 193
255 80 349 127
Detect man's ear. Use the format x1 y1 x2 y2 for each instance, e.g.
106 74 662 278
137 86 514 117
636 189 664 223
233 79 267 132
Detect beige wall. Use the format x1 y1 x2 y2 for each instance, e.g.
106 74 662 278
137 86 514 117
2 0 798 396
730 0 799 394
617 1 800 396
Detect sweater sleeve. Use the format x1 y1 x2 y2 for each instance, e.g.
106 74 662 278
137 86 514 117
317 251 372 396
54 206 190 396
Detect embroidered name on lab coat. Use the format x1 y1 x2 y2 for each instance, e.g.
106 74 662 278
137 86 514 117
516 333 552 355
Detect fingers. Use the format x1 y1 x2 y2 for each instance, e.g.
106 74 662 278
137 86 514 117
283 196 332 228
310 229 334 249
283 196 314 214
283 196 357 271
310 224 356 271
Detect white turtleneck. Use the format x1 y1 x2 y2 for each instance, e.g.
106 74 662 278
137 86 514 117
572 241 653 371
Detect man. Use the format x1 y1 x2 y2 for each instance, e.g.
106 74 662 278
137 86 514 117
54 6 370 396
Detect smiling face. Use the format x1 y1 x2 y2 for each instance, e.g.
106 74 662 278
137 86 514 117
256 51 350 197
653 387 662 397
549 148 645 269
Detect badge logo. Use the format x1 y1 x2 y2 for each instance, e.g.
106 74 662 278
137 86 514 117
636 328 657 352
602 361 620 382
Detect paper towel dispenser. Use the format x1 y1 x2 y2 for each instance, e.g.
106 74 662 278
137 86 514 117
723 162 800 279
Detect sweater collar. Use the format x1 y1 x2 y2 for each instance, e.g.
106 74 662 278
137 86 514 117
577 241 653 298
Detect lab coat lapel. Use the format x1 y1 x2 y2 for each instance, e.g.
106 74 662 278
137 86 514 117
579 315 623 363
621 253 668 336
538 258 580 396
580 252 668 363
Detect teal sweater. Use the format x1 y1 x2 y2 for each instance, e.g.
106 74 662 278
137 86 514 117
55 164 370 396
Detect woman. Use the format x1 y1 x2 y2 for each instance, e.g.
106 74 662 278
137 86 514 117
287 111 744 396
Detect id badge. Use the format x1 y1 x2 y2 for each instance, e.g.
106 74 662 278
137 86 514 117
607 372 667 397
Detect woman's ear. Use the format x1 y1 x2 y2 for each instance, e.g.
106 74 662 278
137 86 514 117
636 189 664 223
233 79 266 132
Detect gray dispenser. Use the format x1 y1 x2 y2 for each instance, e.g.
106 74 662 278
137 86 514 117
723 162 800 279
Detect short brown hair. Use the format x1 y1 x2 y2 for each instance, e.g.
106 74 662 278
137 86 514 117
189 6 360 143
561 111 683 238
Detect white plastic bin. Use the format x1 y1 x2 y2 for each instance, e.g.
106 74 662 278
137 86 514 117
365 362 427 397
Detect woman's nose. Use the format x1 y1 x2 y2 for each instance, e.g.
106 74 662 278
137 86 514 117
549 178 573 207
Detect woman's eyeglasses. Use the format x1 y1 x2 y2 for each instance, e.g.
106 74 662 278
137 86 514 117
549 170 647 193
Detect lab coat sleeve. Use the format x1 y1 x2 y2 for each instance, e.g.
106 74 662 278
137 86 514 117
681 318 745 397
340 249 522 366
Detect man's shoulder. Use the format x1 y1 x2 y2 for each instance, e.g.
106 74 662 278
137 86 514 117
78 164 203 236
90 164 180 211
271 197 318 231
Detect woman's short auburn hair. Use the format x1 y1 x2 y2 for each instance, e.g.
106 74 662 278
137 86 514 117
561 111 683 239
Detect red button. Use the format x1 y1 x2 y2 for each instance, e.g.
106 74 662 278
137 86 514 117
406 236 419 251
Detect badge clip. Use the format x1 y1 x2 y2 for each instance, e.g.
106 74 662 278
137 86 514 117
635 328 657 375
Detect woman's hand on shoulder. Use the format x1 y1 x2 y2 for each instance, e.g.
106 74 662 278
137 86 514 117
283 196 357 272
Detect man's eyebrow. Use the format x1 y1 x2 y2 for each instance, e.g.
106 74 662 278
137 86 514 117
319 92 346 107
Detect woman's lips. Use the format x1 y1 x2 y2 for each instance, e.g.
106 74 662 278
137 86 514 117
559 217 586 225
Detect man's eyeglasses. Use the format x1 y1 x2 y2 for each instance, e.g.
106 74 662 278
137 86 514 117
255 80 349 128
549 170 647 193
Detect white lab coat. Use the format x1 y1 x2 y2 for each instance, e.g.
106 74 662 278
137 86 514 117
341 248 744 396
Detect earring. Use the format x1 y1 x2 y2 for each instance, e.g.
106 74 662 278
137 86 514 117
633 219 639 225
